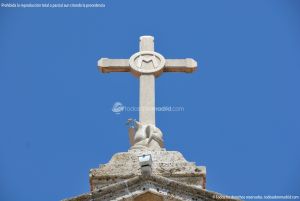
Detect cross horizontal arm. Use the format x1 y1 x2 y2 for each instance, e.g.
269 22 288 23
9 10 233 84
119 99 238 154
164 59 197 73
98 58 130 73
98 58 197 74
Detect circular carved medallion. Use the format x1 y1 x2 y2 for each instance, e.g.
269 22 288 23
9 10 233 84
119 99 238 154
129 51 166 75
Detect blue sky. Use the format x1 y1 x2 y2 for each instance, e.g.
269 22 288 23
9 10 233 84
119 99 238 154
0 0 300 200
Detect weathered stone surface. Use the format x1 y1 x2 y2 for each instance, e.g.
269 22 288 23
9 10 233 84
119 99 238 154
89 149 206 191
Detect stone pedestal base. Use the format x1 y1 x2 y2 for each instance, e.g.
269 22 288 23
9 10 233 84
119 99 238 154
89 149 206 191
63 150 240 201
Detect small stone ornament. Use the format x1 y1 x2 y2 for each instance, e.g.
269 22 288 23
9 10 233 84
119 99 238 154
128 119 164 150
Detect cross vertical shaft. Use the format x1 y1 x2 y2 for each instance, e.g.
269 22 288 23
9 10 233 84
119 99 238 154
139 36 155 125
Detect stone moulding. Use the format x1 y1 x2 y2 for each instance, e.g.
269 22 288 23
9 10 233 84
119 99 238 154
63 175 240 201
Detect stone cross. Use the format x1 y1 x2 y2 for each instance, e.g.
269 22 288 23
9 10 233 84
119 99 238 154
98 36 197 126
